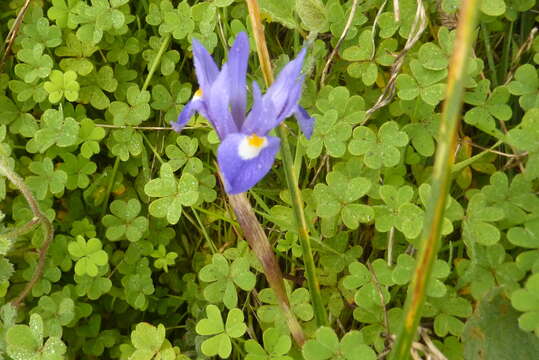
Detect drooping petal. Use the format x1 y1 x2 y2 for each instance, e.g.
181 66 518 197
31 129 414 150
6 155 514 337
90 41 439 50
171 97 203 132
294 105 314 139
265 48 307 119
225 32 249 128
206 64 239 138
192 38 219 92
217 133 280 194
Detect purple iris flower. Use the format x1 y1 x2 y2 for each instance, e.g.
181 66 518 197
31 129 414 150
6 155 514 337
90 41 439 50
171 32 314 194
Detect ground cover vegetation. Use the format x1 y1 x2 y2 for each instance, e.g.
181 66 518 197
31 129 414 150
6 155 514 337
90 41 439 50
0 0 539 359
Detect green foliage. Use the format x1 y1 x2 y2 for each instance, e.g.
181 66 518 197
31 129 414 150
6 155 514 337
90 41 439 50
196 305 247 359
0 1 538 359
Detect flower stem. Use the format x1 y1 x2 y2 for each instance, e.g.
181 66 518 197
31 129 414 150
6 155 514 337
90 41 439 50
245 0 328 327
388 1 481 359
0 157 55 307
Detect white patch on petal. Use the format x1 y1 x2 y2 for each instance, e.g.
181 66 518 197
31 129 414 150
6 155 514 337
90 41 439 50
238 134 268 160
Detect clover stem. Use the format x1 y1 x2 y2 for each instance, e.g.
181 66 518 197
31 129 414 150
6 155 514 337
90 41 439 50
245 0 328 327
389 1 480 359
0 157 55 307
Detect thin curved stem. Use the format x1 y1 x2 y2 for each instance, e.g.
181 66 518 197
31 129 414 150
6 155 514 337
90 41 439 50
0 158 54 307
245 0 328 327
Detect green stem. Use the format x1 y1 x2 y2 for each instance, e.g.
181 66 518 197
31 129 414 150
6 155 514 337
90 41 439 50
245 0 328 327
389 1 480 359
142 34 171 92
481 23 498 87
451 140 503 174
100 156 120 216
500 21 513 83
0 157 55 307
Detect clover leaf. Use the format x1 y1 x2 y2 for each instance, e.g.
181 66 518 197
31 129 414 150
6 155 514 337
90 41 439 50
14 43 53 83
373 185 424 239
26 158 68 200
305 110 352 159
144 164 199 224
313 170 373 230
6 314 67 360
349 121 408 169
68 236 108 277
32 293 75 337
257 286 314 326
106 36 140 65
79 66 118 109
151 82 191 124
102 198 149 242
26 108 80 153
245 327 292 360
48 0 81 29
109 85 150 126
55 32 98 76
396 59 447 106
79 118 106 158
165 135 203 173
159 1 195 40
428 295 473 337
506 108 539 179
121 257 155 310
462 193 504 246
74 272 112 300
107 128 143 161
129 322 186 360
44 70 79 103
150 245 178 273
59 153 97 190
199 253 256 309
508 64 539 111
196 305 247 359
302 327 376 360
463 80 511 137
511 273 539 335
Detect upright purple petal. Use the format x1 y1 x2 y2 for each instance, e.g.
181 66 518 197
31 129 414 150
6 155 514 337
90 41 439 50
192 38 219 92
226 32 249 128
206 64 238 138
217 133 280 194
241 81 278 135
265 48 307 119
171 97 203 132
294 105 314 139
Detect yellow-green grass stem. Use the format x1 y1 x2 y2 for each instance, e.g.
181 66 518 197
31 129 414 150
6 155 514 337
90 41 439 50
389 1 481 359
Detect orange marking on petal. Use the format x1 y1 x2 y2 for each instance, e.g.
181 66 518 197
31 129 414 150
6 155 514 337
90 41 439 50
247 134 265 148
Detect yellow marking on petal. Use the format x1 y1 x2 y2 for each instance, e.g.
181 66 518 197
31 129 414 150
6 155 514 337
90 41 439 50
193 88 203 99
247 134 265 148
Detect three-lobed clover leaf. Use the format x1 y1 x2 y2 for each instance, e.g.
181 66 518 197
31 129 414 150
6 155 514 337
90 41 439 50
507 64 539 111
245 327 292 360
506 108 539 179
79 118 106 158
396 59 447 106
462 193 504 246
150 245 178 273
305 110 352 159
511 273 539 336
144 164 199 224
55 32 98 76
48 0 81 29
68 236 108 277
79 66 118 109
428 295 473 337
14 43 53 83
59 153 97 190
129 322 186 360
27 108 80 153
349 121 408 169
26 157 68 200
107 128 143 161
302 327 376 360
106 36 140 65
196 305 247 359
20 15 62 49
121 257 155 310
109 85 151 126
463 80 511 138
165 135 203 173
373 185 424 239
143 36 180 76
32 293 75 338
102 198 149 242
199 253 256 309
257 286 314 326
6 313 67 360
313 170 373 230
44 69 80 103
